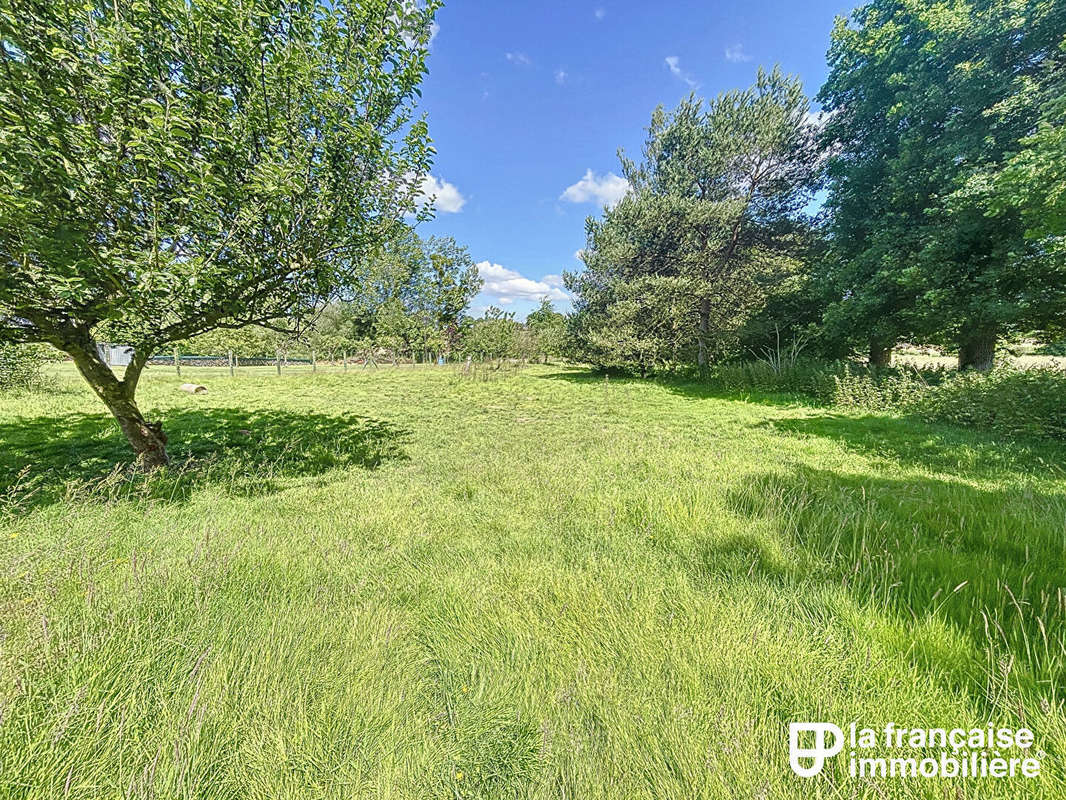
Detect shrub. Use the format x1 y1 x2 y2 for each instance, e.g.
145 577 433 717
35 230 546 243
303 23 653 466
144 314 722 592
912 366 1066 440
830 364 941 409
0 343 51 392
830 363 1066 441
706 361 839 401
704 357 1066 441
705 360 949 405
1035 340 1066 356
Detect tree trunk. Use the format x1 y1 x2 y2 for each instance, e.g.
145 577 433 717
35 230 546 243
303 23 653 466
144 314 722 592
697 298 710 370
868 341 893 368
67 341 169 469
958 329 996 371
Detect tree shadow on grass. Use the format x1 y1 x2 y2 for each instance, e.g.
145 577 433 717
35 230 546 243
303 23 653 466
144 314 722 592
766 413 1066 482
722 462 1066 709
0 407 410 512
534 368 817 409
540 369 1066 480
532 369 645 388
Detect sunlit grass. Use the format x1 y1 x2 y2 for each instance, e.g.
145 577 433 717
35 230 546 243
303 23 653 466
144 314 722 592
1 363 1064 798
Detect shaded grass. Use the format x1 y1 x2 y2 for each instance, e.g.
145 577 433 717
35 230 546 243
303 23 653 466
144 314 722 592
0 407 408 511
0 363 1064 798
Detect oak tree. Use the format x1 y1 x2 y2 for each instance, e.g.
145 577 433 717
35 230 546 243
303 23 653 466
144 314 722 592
818 0 1065 369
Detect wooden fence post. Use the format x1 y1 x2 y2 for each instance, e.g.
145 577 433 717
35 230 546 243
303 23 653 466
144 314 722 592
174 348 181 376
311 349 316 373
276 349 281 375
228 350 234 377
343 351 348 372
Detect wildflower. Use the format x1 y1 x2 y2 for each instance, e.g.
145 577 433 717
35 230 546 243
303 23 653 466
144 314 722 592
455 771 464 781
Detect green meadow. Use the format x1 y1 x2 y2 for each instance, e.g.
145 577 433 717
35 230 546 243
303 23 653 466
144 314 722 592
1 363 1064 799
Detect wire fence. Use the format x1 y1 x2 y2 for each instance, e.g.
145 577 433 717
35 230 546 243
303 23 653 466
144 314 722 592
92 343 543 379
139 348 501 378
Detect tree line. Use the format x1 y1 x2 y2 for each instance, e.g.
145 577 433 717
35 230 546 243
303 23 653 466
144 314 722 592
566 0 1065 375
2 0 1063 465
177 239 568 368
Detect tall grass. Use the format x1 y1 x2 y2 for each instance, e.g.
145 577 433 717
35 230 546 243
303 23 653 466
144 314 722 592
1 364 1064 797
703 358 1066 442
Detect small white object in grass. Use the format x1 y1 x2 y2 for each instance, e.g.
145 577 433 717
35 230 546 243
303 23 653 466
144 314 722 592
178 383 208 394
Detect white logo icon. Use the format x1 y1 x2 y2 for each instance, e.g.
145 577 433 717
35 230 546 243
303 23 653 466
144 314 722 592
789 722 844 777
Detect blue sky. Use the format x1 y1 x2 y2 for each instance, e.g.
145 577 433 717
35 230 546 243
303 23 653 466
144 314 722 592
412 0 852 319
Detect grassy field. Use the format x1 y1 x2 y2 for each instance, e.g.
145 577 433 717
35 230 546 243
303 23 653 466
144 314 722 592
1 363 1064 799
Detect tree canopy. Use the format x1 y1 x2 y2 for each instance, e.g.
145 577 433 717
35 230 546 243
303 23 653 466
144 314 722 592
567 67 817 373
525 298 568 362
358 231 481 360
0 0 438 464
817 0 1066 369
563 2 1065 375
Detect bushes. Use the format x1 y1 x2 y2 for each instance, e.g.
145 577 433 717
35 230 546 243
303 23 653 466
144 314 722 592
0 343 51 392
706 358 1066 441
706 361 839 400
705 361 944 405
830 364 1066 439
1036 340 1066 356
830 364 943 409
912 367 1066 440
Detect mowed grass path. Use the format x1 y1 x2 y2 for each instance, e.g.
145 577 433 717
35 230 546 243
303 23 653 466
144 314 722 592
1 364 1064 799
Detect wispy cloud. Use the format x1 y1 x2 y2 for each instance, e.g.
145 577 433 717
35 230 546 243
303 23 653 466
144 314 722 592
724 43 752 63
664 56 698 88
594 7 606 20
560 169 630 209
555 69 568 85
506 51 532 66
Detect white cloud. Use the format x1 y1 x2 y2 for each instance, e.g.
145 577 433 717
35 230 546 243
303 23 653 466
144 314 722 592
476 261 569 304
416 175 465 213
397 2 438 48
665 56 698 88
506 51 532 66
555 69 568 85
724 43 752 63
804 108 835 128
560 169 630 208
594 7 606 20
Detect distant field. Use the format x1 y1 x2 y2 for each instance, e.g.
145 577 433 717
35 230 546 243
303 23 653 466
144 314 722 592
895 352 1066 371
1 364 1064 798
